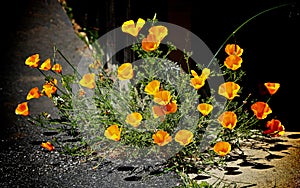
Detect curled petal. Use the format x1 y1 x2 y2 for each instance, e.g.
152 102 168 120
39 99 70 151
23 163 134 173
152 105 166 118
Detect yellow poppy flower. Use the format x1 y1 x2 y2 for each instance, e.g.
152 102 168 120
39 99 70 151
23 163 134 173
121 18 145 37
145 80 160 95
104 124 122 141
25 54 40 68
117 63 134 80
26 87 42 100
175 129 193 146
153 90 172 105
79 73 96 89
39 58 51 71
42 79 58 98
218 82 240 100
126 112 143 128
197 103 213 116
51 63 62 73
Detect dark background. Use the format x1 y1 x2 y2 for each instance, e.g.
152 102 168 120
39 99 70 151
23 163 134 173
66 0 299 131
3 0 299 131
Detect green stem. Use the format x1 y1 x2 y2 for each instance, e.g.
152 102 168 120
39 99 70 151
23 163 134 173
54 46 82 77
207 3 292 68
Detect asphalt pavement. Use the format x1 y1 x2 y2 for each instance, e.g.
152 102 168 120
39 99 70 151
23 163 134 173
0 0 180 187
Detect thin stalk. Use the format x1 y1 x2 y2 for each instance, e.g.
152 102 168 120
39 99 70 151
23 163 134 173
55 47 82 77
207 3 292 68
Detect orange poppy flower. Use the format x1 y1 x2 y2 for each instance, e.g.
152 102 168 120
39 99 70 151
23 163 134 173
141 25 168 52
117 63 134 80
141 33 161 52
79 73 96 89
152 130 172 146
152 100 177 118
25 54 40 68
39 58 51 71
225 44 243 56
218 82 240 100
51 63 62 74
264 82 280 95
42 79 58 98
263 119 285 137
224 55 243 70
153 90 172 105
175 129 194 146
41 141 55 151
165 100 177 115
197 103 213 116
126 112 143 128
251 101 272 120
121 18 145 37
213 141 231 156
26 87 42 100
104 124 122 141
144 80 160 95
218 111 237 130
15 102 29 116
